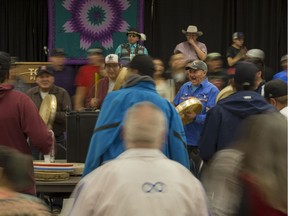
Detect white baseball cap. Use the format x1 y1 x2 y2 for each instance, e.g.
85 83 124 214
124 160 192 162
105 54 119 64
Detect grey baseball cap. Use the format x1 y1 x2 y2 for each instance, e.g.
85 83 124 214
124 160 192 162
185 60 208 72
205 52 222 61
246 49 265 60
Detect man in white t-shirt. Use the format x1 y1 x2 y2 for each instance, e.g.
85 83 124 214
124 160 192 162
64 102 209 216
26 66 71 159
86 54 122 109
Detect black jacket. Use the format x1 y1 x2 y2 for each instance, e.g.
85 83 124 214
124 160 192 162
199 90 275 162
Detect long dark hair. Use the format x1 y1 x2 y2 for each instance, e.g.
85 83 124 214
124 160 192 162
0 51 11 83
0 146 33 191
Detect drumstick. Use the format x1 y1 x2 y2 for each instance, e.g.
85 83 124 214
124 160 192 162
48 130 55 163
94 72 99 97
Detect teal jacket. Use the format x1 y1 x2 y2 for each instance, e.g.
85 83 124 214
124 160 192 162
83 76 189 176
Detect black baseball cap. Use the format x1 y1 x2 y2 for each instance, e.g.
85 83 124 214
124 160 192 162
232 32 244 40
264 79 287 99
128 55 154 77
36 66 54 77
234 62 258 87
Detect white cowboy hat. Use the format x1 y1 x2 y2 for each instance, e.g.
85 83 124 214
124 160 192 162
182 25 203 36
139 33 147 41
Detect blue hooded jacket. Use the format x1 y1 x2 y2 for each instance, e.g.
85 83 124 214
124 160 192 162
83 76 189 176
199 90 275 162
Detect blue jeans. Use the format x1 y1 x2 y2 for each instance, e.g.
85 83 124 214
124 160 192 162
187 145 202 179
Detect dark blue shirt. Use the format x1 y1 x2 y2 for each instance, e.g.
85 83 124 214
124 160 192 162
52 65 76 97
173 78 219 146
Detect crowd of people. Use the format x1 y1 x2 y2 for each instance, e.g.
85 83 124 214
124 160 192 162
0 24 287 215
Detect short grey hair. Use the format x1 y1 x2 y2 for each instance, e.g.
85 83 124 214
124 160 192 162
123 102 167 147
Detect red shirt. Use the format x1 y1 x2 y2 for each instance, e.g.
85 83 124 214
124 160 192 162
241 173 286 216
75 65 100 93
86 77 109 109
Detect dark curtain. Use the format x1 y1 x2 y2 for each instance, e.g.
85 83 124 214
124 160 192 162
0 0 286 71
0 0 48 62
144 0 287 71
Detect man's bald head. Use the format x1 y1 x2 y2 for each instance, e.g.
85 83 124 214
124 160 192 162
123 102 167 149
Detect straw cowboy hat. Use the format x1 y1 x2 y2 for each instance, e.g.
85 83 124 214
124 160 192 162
182 25 203 36
216 85 235 103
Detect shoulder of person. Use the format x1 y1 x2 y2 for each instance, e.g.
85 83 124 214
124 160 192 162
56 85 70 94
197 41 206 45
176 41 187 47
26 86 38 94
137 44 146 48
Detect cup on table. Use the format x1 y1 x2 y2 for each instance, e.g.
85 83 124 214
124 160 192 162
44 154 55 163
44 154 50 163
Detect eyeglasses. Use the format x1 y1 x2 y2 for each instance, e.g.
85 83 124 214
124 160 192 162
128 34 138 38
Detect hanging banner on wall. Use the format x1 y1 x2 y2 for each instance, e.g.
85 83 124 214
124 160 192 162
48 0 144 64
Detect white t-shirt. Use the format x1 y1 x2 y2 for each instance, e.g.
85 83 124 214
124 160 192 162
280 106 288 119
108 80 115 93
40 91 49 99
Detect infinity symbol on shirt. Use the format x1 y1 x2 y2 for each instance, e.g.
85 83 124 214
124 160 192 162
142 182 166 193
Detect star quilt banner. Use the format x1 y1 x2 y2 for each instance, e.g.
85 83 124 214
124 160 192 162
48 0 144 64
